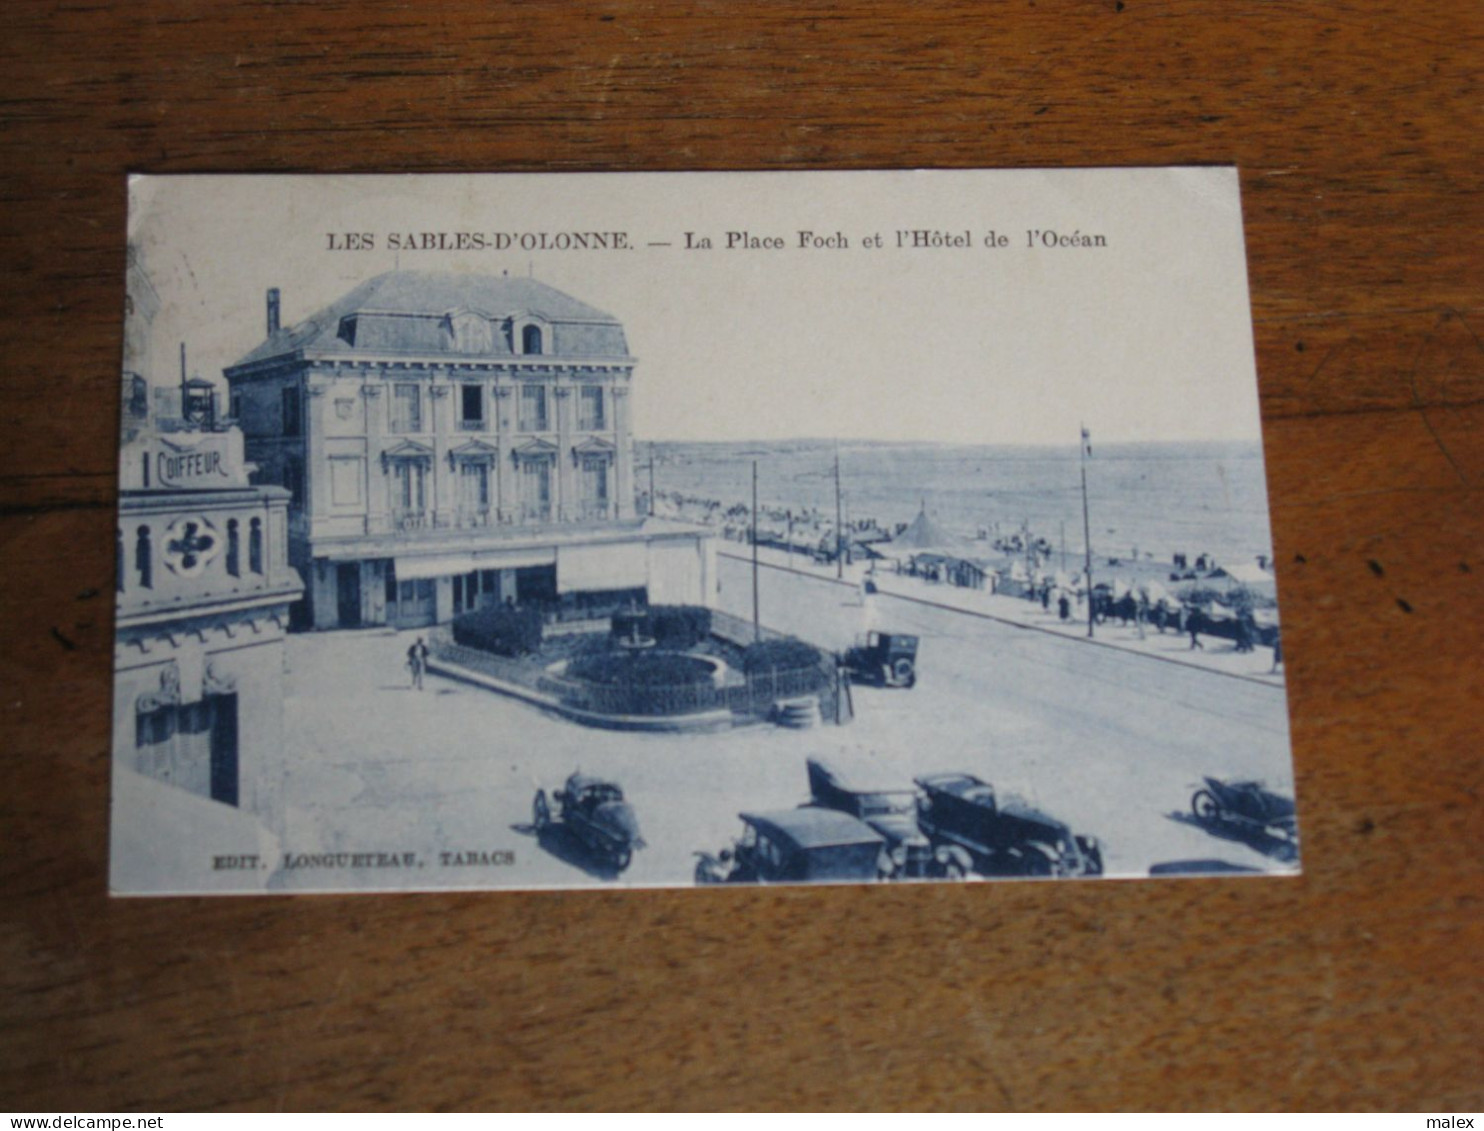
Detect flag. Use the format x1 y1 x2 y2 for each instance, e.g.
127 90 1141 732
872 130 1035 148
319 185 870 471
1081 426 1092 457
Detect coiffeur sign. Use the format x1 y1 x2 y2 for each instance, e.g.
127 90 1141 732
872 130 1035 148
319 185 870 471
155 435 237 489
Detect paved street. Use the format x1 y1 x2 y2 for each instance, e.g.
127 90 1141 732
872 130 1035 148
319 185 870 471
273 557 1296 891
717 553 1296 874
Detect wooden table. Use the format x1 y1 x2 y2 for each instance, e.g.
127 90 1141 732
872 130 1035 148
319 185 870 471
2 1 1479 1112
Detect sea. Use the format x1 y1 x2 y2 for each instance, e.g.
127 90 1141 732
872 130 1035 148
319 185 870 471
644 439 1275 568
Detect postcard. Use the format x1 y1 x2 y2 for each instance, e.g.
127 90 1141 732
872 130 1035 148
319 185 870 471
112 168 1296 894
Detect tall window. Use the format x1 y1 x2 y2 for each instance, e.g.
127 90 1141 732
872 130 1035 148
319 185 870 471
519 385 548 431
248 518 263 575
226 520 240 577
520 459 551 521
282 385 302 437
580 455 610 519
460 385 484 430
391 384 422 432
116 529 125 592
578 386 605 430
522 325 543 355
135 526 152 589
283 459 304 506
458 462 490 521
392 461 427 524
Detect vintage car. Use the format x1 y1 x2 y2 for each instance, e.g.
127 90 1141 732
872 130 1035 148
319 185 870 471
1190 776 1298 845
842 631 919 688
913 772 1104 878
804 757 933 879
694 808 887 885
533 772 644 871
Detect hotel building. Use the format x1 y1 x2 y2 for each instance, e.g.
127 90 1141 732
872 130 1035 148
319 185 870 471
224 270 714 630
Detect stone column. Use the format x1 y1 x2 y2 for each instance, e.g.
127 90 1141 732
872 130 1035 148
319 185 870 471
493 383 514 522
361 381 386 534
304 376 328 535
430 379 453 528
554 382 572 522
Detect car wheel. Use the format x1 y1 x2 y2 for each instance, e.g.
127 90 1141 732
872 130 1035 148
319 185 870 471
892 658 914 685
611 848 632 872
1021 843 1057 877
532 789 551 830
1192 790 1220 823
935 847 972 880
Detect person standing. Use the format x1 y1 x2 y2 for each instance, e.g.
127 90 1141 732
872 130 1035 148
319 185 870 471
1188 608 1204 650
407 635 430 690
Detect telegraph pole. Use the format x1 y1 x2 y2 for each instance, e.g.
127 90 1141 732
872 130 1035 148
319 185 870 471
647 440 656 516
751 459 761 642
834 444 844 580
1080 425 1095 639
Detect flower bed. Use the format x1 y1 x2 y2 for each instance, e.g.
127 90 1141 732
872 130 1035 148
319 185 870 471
437 607 841 724
567 651 719 688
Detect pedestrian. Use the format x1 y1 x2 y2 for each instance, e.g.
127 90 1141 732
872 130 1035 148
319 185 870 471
1058 593 1070 621
1188 610 1204 651
407 635 430 690
1270 630 1283 673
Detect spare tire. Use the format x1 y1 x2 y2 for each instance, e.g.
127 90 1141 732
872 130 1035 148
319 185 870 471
892 657 915 684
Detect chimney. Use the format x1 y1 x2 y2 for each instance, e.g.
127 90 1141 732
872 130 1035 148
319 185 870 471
267 287 281 335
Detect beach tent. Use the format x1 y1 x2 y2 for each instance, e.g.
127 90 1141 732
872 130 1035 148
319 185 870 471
1138 579 1176 606
1208 562 1277 595
888 503 971 554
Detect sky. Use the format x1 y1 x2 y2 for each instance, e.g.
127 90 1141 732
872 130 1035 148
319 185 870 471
128 169 1265 447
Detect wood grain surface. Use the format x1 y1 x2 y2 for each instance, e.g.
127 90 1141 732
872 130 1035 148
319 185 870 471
2 0 1480 1112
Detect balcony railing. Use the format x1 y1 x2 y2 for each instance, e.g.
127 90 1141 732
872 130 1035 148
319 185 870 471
391 508 432 531
516 503 553 523
455 507 494 529
457 419 487 432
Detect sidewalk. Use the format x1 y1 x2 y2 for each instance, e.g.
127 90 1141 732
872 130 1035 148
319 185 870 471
719 544 1286 687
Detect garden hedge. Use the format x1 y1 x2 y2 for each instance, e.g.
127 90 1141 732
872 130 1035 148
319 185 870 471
451 605 543 657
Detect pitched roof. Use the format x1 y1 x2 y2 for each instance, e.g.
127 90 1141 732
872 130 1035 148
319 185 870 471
890 503 969 552
228 271 629 368
1210 563 1276 585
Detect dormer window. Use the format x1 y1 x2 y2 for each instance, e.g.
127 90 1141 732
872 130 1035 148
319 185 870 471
450 311 494 353
521 324 544 355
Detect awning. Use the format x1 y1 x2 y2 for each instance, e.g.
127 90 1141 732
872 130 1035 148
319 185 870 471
557 540 648 593
394 547 555 581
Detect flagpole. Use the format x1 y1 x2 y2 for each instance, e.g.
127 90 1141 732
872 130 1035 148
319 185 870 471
752 459 761 643
834 443 844 580
1081 425 1095 639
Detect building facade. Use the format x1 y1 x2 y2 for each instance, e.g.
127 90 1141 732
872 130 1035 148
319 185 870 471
225 270 713 630
114 421 304 821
